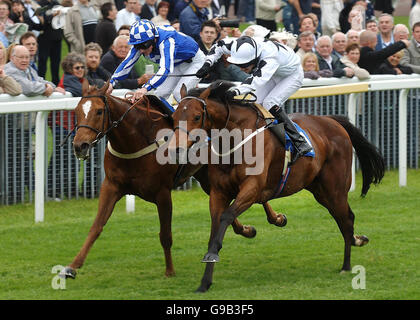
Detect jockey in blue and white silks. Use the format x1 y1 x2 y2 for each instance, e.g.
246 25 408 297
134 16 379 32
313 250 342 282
108 19 205 102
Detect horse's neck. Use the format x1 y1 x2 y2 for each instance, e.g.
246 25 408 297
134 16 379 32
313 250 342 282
212 103 261 132
106 97 153 153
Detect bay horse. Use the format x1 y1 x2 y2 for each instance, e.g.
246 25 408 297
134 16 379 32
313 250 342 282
168 81 385 292
60 80 285 280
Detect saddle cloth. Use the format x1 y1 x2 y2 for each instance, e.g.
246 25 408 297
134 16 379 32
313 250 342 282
252 102 315 159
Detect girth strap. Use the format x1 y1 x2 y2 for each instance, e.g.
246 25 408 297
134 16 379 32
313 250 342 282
107 138 166 159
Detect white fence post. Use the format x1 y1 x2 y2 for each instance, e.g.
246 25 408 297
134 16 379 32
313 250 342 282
347 92 359 192
399 89 408 187
34 111 48 223
126 195 135 213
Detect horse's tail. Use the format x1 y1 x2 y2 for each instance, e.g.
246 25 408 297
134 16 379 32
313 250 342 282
328 115 385 197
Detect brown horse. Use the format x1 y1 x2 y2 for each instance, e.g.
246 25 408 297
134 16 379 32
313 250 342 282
168 81 385 292
60 80 284 280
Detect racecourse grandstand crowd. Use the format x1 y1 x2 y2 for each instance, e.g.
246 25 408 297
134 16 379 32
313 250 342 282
0 0 419 97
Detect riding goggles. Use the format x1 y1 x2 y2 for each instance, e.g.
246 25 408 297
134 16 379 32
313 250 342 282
235 58 258 69
134 40 154 50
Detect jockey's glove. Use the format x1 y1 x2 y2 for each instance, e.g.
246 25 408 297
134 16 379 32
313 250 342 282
196 62 211 78
226 88 240 101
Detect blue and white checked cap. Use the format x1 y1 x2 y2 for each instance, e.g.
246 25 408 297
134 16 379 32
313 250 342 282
128 19 158 45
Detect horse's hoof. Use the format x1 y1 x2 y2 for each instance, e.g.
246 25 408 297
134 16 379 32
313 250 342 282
195 282 212 293
243 225 257 238
165 269 176 277
59 266 77 279
354 235 369 247
276 214 287 227
201 252 219 263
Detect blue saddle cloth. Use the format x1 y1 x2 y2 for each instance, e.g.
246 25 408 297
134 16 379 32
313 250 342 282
285 122 315 158
271 122 315 199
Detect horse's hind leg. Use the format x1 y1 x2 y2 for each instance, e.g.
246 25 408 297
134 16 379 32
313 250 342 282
311 186 363 272
155 189 175 277
61 178 123 279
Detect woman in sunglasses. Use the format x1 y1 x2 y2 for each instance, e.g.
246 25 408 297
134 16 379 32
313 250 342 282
195 35 312 164
59 52 88 97
107 19 205 103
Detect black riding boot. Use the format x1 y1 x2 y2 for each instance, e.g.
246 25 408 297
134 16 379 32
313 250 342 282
269 105 313 164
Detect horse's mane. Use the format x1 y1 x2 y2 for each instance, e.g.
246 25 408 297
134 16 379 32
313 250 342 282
188 80 253 106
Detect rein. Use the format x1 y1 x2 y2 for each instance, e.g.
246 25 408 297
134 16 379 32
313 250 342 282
177 92 271 158
63 94 168 160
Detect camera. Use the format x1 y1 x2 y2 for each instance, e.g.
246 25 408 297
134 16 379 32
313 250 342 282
219 18 240 28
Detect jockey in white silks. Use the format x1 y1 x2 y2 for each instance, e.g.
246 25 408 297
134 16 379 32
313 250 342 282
195 35 313 164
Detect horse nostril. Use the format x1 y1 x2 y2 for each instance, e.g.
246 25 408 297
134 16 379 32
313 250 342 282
74 142 90 156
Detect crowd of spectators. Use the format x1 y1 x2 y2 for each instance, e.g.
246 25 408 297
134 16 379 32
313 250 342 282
0 0 418 97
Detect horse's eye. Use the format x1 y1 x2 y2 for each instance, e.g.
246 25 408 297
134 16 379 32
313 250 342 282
194 115 201 121
97 109 103 115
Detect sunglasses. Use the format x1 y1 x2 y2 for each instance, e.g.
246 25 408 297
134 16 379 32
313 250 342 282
73 65 85 70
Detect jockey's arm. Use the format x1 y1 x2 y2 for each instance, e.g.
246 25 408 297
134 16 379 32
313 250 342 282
109 46 142 91
205 38 234 67
141 38 175 92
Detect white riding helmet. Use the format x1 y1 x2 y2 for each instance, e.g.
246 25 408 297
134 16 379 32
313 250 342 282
227 36 260 66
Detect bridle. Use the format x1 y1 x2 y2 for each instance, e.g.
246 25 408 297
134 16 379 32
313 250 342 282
61 94 166 147
174 96 213 140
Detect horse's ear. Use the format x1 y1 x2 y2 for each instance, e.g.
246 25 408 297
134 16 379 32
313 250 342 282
180 83 187 99
200 86 211 100
82 78 89 96
99 80 110 94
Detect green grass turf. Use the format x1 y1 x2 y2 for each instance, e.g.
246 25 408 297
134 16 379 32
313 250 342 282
0 169 419 300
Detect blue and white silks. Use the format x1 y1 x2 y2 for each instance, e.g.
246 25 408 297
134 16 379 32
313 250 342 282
110 25 199 92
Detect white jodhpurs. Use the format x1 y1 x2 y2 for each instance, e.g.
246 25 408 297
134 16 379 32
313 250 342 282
154 49 206 102
254 65 304 110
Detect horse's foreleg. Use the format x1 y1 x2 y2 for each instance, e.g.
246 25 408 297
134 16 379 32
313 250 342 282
198 180 258 292
231 218 257 238
263 202 287 227
60 178 122 279
155 189 175 277
196 191 231 293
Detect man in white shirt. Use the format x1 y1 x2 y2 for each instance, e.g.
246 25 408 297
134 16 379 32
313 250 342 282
115 0 140 30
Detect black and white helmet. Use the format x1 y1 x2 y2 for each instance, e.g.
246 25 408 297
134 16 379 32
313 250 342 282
227 36 261 67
